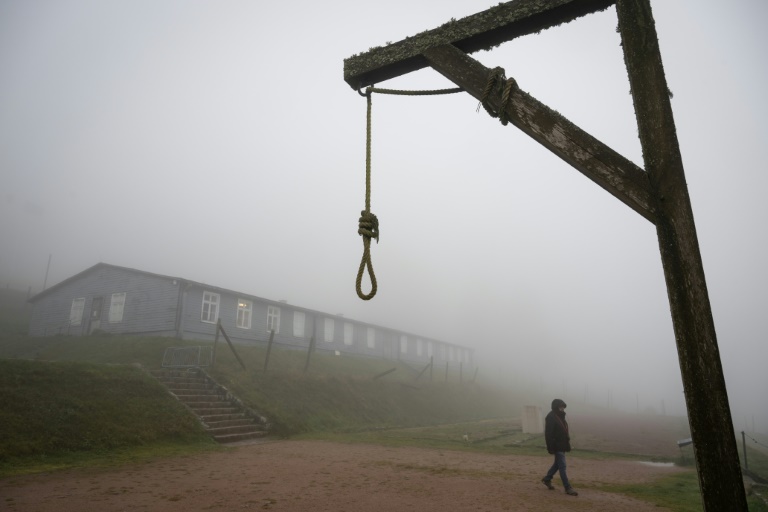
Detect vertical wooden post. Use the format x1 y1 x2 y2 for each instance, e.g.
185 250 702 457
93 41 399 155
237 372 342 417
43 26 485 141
429 356 433 382
303 335 315 374
741 431 748 471
263 329 275 372
616 0 747 509
444 362 449 383
212 319 221 367
459 362 463 383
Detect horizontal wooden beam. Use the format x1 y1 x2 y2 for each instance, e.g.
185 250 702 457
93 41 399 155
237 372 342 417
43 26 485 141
344 0 614 90
422 44 655 222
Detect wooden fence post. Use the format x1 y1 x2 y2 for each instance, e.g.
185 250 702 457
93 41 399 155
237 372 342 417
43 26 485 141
303 335 315 374
217 320 247 371
373 368 397 380
263 329 275 372
415 360 431 382
212 319 221 367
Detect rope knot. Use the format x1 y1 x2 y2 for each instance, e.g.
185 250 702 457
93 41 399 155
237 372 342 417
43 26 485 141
358 210 379 243
478 67 518 125
356 210 379 300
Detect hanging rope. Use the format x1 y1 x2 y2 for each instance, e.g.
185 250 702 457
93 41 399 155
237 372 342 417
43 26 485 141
356 87 378 300
355 84 463 301
478 67 518 126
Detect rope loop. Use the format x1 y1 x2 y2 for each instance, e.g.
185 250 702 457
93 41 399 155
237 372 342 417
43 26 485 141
478 67 506 117
498 77 518 126
356 239 377 301
353 83 462 301
356 210 379 300
358 210 379 242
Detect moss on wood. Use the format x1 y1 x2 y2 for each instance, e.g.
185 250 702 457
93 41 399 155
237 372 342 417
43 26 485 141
344 0 614 88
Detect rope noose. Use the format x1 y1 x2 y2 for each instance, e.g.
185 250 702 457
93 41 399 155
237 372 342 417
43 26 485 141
356 87 379 300
354 85 463 301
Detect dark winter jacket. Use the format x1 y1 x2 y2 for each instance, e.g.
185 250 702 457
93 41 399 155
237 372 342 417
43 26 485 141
544 398 571 454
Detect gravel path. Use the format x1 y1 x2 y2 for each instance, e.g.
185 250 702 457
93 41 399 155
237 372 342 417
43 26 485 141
1 439 687 511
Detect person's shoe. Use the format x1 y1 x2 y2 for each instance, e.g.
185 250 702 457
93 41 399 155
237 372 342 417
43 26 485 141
565 487 579 496
541 478 555 490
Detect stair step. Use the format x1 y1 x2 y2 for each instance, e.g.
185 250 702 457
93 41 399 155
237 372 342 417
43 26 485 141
184 401 232 409
205 418 255 429
199 412 247 422
207 424 262 436
171 393 224 402
161 381 214 391
192 406 240 416
152 367 268 444
152 371 205 381
159 378 210 386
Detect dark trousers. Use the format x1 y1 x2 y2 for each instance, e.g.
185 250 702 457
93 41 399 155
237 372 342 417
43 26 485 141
544 451 571 488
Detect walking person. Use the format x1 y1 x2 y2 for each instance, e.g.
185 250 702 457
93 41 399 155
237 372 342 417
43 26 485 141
541 398 578 496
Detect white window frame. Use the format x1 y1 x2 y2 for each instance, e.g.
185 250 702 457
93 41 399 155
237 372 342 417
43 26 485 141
70 298 85 326
201 291 220 324
366 327 375 349
416 338 423 356
400 335 408 354
344 322 354 346
237 299 252 329
324 317 335 342
293 311 305 337
109 292 126 323
267 305 280 333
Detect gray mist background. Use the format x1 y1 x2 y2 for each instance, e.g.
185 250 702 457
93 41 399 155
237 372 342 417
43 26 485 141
2 1 766 431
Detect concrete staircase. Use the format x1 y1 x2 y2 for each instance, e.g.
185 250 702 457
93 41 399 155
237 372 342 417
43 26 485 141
152 368 269 444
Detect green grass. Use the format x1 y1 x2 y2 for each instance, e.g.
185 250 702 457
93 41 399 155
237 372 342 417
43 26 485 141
0 332 522 472
0 358 218 476
0 332 201 365
207 341 522 436
605 471 703 512
743 444 768 482
605 470 768 512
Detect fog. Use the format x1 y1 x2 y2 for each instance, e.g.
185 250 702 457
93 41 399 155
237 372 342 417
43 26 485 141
1 1 766 432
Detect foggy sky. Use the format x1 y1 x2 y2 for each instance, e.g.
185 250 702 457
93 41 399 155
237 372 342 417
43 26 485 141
1 1 766 431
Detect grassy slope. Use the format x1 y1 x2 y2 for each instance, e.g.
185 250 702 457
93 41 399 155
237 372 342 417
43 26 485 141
0 358 217 475
0 326 524 468
207 345 521 436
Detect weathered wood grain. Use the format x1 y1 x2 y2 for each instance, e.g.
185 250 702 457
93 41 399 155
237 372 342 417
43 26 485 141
344 0 614 89
422 44 655 222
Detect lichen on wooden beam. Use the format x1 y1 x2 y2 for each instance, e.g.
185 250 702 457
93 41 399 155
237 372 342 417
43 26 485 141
421 43 654 222
344 0 615 89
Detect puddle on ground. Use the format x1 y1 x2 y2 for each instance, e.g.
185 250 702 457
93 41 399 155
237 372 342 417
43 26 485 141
637 461 675 467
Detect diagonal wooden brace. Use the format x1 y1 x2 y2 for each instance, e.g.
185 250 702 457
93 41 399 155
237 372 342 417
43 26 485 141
422 44 656 223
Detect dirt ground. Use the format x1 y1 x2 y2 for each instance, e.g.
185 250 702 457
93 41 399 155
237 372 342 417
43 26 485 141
1 436 687 512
